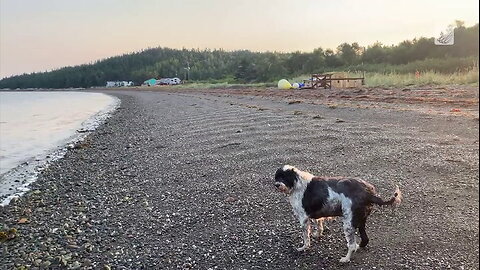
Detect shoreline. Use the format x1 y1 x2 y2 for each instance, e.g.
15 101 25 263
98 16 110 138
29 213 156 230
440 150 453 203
0 93 120 206
0 89 478 269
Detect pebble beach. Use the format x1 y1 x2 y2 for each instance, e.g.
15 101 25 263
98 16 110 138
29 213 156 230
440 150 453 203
1 89 478 269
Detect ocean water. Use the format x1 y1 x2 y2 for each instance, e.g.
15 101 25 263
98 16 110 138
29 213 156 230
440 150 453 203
0 91 119 206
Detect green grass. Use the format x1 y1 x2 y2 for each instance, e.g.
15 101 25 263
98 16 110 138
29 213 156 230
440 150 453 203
343 56 479 74
349 68 479 87
365 71 478 87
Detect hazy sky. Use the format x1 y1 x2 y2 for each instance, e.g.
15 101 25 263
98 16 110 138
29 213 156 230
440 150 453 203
0 0 478 78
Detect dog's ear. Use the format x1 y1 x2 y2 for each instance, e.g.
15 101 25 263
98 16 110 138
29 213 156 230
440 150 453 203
282 168 297 188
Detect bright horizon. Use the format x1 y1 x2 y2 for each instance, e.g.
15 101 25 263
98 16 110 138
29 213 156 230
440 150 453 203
1 0 478 78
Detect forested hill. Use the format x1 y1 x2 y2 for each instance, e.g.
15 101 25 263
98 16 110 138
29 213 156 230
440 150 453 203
0 23 478 89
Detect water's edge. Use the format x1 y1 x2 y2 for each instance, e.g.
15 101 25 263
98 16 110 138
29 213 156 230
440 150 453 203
0 94 121 207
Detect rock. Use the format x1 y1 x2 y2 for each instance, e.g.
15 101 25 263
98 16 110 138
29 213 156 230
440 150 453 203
225 196 237 203
34 259 42 266
70 261 81 269
83 259 92 267
41 261 52 268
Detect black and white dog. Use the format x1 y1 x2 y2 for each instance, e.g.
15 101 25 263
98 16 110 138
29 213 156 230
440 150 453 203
274 165 401 263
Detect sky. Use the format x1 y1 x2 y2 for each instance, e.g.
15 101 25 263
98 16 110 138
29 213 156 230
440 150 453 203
0 0 478 78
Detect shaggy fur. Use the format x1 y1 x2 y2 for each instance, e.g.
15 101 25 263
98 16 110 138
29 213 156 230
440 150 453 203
274 165 401 263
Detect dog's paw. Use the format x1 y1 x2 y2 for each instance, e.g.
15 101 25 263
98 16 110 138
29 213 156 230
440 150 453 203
312 231 322 238
339 257 351 263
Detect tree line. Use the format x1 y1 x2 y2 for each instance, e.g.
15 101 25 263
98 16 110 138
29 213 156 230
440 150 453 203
0 22 477 89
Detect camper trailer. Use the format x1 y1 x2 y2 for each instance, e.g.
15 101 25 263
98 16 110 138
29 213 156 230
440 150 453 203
106 81 133 87
158 77 182 85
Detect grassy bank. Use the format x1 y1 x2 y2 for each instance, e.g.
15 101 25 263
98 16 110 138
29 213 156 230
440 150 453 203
288 67 479 88
165 64 479 89
361 69 479 87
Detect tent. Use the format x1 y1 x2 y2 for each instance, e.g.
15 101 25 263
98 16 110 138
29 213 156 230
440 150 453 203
143 78 157 86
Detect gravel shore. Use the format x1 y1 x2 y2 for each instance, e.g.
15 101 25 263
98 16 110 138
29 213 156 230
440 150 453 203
1 89 478 269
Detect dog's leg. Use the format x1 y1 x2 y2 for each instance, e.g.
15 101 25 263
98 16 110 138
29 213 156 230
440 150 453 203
340 215 358 262
296 218 311 251
312 218 324 238
358 206 372 247
358 223 369 247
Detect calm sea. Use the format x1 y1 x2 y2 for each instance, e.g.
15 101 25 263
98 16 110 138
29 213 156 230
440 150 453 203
0 91 118 205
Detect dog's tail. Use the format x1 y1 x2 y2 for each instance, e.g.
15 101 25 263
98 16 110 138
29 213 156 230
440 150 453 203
369 185 402 207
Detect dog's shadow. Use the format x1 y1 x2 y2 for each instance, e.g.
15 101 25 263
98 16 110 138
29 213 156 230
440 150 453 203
286 230 371 266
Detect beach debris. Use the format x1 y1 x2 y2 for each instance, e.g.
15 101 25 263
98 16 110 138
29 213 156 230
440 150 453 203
450 108 461 112
219 142 241 148
18 217 29 224
69 141 90 150
312 115 325 119
0 228 17 242
335 118 346 123
445 158 462 163
287 100 302 105
277 79 292 89
293 111 303 115
154 144 166 149
292 83 300 89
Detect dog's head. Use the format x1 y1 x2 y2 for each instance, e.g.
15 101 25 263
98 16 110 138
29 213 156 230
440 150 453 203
274 165 299 194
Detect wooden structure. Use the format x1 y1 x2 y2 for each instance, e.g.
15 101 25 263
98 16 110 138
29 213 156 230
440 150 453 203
303 73 365 89
303 74 332 89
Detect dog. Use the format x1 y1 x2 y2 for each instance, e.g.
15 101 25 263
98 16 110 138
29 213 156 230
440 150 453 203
274 165 401 263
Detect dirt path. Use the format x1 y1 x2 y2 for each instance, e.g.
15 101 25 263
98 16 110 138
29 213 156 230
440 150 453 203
1 89 478 269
